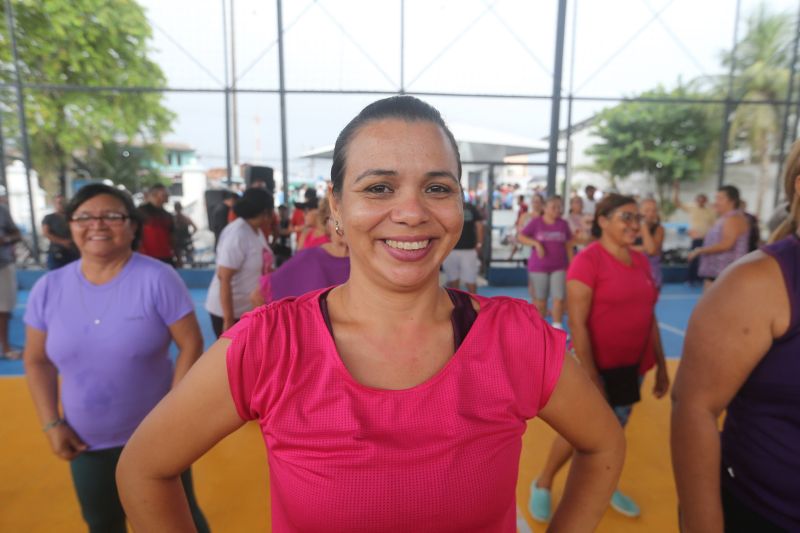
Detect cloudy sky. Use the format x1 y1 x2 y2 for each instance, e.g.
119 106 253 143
139 0 798 179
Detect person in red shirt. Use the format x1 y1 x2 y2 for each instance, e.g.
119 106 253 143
529 193 670 522
138 184 176 266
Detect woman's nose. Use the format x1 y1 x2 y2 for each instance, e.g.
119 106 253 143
390 191 430 226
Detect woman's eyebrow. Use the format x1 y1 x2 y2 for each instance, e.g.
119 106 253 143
354 169 397 183
426 170 459 183
353 169 459 184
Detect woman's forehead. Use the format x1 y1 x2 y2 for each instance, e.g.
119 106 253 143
346 119 458 170
75 194 126 211
613 203 638 213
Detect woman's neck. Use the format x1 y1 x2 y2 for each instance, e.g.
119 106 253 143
333 271 449 330
245 217 262 231
80 250 133 285
543 213 557 224
321 240 348 257
599 235 631 264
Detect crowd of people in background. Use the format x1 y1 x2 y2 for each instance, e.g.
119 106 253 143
5 95 798 532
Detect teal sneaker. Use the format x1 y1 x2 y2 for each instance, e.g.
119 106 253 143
528 479 552 523
610 489 640 517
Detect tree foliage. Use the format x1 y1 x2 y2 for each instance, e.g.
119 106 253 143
586 84 718 205
73 141 166 193
0 0 174 193
722 3 792 216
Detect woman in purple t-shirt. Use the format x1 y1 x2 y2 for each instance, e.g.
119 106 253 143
673 140 800 532
251 203 350 306
22 184 209 532
517 195 575 328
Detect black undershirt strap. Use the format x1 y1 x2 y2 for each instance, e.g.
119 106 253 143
318 288 477 350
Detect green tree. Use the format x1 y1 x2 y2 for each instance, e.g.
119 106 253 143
586 84 719 208
721 3 792 217
73 141 166 192
0 0 174 194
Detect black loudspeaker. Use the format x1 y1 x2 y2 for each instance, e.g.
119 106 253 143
244 165 274 192
204 189 228 227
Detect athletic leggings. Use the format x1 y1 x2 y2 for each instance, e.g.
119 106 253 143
70 446 210 533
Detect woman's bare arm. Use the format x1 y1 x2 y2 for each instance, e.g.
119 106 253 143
539 355 625 532
169 312 205 387
637 223 664 256
217 266 237 331
23 326 88 460
650 318 669 398
118 339 245 532
566 280 601 389
689 215 747 258
671 252 785 533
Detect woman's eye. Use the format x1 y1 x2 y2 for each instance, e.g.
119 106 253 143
365 184 392 194
427 184 452 194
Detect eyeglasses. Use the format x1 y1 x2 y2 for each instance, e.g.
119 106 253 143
613 211 644 224
69 213 130 227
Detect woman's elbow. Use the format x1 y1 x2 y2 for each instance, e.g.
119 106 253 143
574 417 626 471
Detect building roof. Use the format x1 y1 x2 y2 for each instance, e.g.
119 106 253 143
300 122 548 161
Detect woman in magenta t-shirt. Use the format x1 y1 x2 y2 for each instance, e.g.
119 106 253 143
118 96 626 532
529 193 670 523
517 195 575 328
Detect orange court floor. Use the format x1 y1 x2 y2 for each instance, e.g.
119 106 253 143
1 360 680 532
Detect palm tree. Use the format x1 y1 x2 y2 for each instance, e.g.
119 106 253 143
724 3 792 218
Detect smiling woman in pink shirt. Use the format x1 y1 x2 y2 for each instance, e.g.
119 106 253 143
117 96 625 532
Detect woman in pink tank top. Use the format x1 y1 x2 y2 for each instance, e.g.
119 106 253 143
118 96 626 532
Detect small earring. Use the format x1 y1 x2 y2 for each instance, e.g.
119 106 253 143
334 220 344 237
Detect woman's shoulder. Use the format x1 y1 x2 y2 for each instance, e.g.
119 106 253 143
228 288 326 337
574 240 602 260
130 253 180 278
469 293 536 322
629 247 651 267
722 248 782 281
30 261 77 295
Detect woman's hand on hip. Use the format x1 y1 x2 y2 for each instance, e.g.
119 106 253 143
47 423 88 461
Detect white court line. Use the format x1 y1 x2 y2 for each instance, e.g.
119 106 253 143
658 294 700 300
659 322 686 338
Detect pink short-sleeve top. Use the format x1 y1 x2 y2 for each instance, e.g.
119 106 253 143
224 288 565 532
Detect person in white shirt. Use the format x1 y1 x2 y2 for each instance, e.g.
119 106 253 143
206 188 272 337
583 185 598 217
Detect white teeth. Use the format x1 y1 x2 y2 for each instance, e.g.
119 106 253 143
385 239 430 251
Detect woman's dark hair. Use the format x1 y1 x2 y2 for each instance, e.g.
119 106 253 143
591 193 637 238
65 183 143 249
719 185 741 209
233 187 273 219
330 96 461 195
